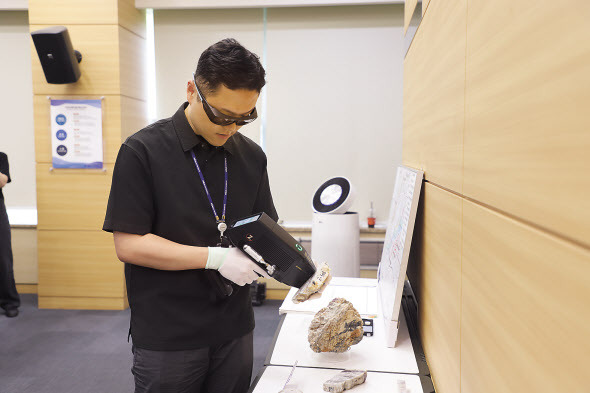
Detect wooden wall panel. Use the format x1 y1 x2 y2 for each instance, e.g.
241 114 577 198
121 96 149 140
118 0 147 38
39 295 126 310
461 200 590 393
410 183 462 393
29 0 146 38
12 228 38 284
28 0 119 25
33 95 125 164
464 0 590 248
28 0 145 41
38 230 124 298
38 230 124 299
422 0 431 16
31 25 147 99
30 0 146 310
119 26 148 102
36 164 112 231
404 0 418 34
16 284 38 295
30 25 121 96
402 0 466 193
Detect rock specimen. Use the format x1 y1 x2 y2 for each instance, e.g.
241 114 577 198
397 379 407 392
323 370 367 392
308 297 364 353
279 389 302 393
293 262 331 303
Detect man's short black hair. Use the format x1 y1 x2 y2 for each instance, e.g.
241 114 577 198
195 38 266 95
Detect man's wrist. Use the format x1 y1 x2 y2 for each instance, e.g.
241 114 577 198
205 247 229 270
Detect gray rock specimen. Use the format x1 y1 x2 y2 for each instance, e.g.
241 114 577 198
397 379 407 392
308 297 364 353
323 369 367 392
279 389 302 393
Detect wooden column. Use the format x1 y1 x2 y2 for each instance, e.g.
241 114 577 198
29 0 147 309
404 0 590 392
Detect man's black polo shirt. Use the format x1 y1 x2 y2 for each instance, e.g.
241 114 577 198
103 102 278 351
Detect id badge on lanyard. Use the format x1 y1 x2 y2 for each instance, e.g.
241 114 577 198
190 149 230 247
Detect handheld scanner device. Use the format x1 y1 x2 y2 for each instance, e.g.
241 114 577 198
226 212 317 288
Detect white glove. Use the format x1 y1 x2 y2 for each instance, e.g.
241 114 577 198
206 247 269 286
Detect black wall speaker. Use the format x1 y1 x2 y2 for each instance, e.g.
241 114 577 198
31 26 82 84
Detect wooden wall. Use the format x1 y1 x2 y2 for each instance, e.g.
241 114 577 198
13 227 38 294
403 0 590 392
29 0 147 309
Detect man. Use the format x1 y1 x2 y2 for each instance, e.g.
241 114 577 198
0 152 20 318
103 39 278 393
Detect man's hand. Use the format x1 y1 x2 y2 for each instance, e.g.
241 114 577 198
0 172 8 188
206 247 269 286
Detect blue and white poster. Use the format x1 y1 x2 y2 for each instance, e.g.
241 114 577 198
50 99 103 169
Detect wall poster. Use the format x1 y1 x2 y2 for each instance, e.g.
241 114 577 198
50 99 103 169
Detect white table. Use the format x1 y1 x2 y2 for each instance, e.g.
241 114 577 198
279 277 379 317
250 365 424 393
269 308 419 374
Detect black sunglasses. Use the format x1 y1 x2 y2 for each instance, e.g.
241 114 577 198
192 73 258 126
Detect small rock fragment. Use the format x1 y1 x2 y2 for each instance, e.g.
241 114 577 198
279 388 302 393
293 262 331 303
308 298 364 353
323 369 367 392
397 379 407 392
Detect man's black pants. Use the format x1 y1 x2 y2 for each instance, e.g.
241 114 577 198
132 331 253 393
0 198 20 311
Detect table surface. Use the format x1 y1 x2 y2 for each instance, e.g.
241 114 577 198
279 277 380 316
268 308 419 374
250 365 424 393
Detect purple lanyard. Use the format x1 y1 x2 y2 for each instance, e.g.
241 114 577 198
190 149 228 224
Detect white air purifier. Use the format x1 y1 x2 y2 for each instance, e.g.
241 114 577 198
311 177 360 277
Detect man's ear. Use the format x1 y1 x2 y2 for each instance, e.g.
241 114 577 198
186 80 195 102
